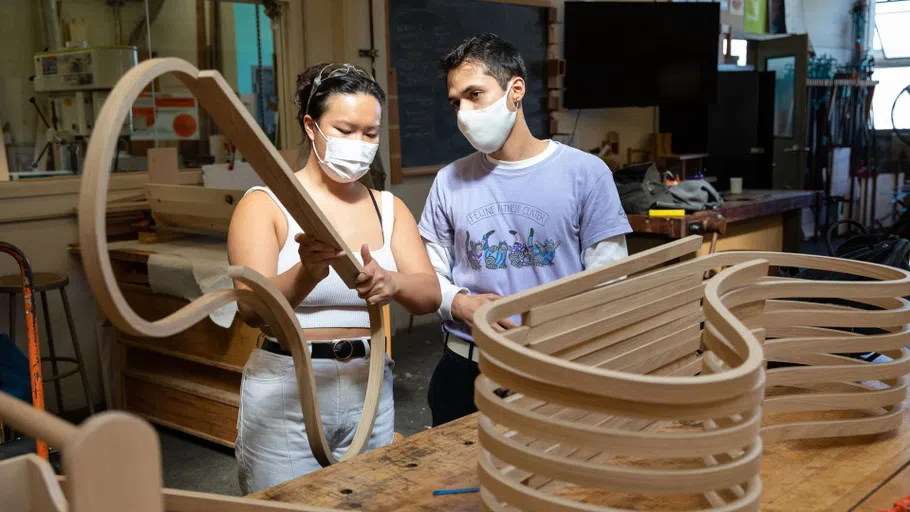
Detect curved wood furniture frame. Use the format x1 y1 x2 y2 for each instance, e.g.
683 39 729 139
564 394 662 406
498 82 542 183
78 58 385 467
473 235 910 511
0 390 340 512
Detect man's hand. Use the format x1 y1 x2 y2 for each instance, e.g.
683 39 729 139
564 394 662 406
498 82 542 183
355 245 398 306
295 233 344 282
452 292 518 332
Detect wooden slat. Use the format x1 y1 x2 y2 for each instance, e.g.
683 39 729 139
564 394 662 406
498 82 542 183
123 373 238 448
124 346 241 395
554 301 702 361
527 269 695 327
0 119 9 182
401 166 442 177
569 308 702 366
527 278 703 354
387 67 403 185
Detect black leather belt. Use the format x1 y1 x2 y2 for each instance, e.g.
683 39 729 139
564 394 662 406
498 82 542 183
260 338 367 361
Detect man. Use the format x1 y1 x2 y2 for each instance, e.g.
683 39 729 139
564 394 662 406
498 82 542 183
418 33 632 426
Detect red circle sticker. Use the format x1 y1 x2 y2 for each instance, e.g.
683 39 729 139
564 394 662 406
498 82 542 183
173 113 198 138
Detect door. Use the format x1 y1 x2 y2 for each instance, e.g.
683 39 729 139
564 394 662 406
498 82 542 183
706 71 767 191
752 35 809 190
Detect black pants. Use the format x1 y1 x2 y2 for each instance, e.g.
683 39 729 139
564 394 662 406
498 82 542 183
427 335 479 427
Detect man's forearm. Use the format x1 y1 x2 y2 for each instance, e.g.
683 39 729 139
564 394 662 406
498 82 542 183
424 239 469 322
388 271 443 315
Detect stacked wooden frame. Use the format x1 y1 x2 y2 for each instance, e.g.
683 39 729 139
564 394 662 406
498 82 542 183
474 236 910 511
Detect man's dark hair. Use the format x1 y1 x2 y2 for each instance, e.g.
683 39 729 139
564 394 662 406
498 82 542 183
440 33 527 89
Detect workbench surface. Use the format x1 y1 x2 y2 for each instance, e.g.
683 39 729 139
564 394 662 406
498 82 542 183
251 406 910 511
627 189 816 239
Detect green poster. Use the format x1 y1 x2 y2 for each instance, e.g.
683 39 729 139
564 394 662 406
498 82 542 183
744 0 767 34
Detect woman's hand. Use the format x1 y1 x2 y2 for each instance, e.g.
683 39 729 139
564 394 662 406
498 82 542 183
295 233 345 282
355 244 399 306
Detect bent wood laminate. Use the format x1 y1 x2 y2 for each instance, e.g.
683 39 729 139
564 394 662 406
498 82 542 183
77 58 385 467
473 235 910 511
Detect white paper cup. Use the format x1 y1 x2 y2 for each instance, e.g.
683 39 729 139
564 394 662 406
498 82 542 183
729 177 743 195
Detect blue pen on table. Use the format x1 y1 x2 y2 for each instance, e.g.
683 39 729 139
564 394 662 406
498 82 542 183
433 487 480 496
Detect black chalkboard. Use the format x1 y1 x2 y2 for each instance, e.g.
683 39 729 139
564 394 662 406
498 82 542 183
388 0 549 170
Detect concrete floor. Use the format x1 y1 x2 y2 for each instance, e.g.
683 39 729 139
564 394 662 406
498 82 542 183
158 321 444 496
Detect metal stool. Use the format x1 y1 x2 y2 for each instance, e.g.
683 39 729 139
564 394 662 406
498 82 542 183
0 272 93 416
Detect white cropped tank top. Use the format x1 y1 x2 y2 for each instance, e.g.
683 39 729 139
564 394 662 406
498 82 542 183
244 186 398 329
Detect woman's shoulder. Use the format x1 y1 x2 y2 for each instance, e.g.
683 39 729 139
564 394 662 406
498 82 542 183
236 186 286 222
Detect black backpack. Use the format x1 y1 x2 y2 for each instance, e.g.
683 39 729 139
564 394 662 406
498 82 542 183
773 219 910 366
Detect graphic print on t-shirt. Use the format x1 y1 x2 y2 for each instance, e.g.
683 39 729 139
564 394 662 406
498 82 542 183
464 202 562 270
465 227 562 270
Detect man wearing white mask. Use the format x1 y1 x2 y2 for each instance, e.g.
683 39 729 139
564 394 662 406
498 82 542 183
419 34 632 426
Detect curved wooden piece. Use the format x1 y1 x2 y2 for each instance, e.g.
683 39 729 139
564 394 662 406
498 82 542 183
78 58 385 467
474 243 767 510
473 236 910 510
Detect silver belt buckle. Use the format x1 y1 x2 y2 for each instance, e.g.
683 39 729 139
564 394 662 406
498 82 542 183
332 339 354 361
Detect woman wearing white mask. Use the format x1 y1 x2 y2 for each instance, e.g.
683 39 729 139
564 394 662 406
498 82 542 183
227 62 441 493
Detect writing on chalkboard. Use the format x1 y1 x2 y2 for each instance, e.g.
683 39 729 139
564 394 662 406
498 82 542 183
389 0 549 170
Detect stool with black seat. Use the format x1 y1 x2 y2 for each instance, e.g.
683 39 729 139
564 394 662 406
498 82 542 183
0 272 93 416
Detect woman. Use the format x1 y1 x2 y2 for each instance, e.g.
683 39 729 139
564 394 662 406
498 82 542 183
227 63 441 493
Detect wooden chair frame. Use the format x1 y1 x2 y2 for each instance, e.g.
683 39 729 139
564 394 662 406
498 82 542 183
0 390 339 511
77 58 386 467
473 235 910 511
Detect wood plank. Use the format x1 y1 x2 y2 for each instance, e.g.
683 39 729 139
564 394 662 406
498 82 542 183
401 166 442 177
147 148 181 185
0 170 202 201
387 68 403 185
0 119 9 182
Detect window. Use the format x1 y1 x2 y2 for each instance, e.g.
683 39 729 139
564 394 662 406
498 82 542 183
871 66 910 130
722 38 749 67
875 0 910 59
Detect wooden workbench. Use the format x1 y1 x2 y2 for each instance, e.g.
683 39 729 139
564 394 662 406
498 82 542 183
627 189 817 256
252 406 910 511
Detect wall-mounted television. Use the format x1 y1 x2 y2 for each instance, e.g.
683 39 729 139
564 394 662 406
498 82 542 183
564 2 720 109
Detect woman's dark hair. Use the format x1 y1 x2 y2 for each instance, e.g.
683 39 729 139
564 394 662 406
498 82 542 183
294 62 386 132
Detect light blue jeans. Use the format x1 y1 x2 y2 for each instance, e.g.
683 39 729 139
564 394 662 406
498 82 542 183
235 339 394 494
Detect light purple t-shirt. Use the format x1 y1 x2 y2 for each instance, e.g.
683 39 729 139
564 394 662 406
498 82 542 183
418 142 632 342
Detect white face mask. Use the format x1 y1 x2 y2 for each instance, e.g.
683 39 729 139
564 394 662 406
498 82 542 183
456 79 517 154
310 121 378 183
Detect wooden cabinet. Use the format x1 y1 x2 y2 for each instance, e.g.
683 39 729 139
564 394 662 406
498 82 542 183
117 287 256 447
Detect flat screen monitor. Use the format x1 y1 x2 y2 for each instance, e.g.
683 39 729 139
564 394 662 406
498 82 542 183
564 1 720 109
